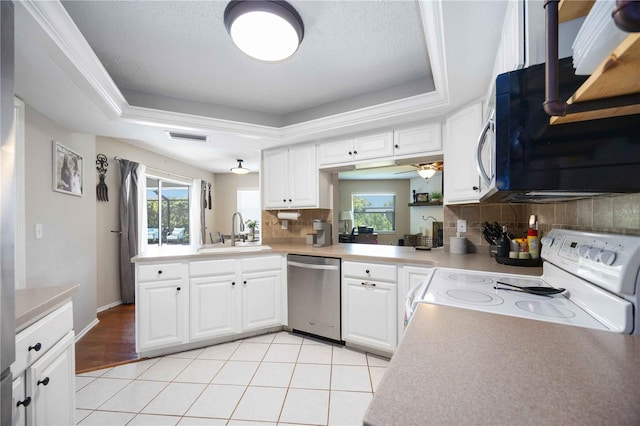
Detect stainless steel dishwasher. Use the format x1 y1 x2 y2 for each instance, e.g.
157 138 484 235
287 254 342 342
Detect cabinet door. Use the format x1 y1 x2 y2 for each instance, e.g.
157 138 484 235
263 148 290 209
444 102 484 204
393 124 442 157
501 1 524 73
138 279 188 351
13 376 26 426
288 144 317 207
353 131 394 161
342 278 397 352
317 138 354 166
398 266 433 338
241 270 282 331
27 331 75 426
190 275 240 341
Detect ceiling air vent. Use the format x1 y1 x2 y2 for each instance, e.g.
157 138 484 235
166 131 209 143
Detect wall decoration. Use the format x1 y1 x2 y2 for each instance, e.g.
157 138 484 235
96 154 109 201
53 141 83 196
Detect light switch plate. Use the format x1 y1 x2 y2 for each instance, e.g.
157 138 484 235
35 223 43 239
281 220 288 230
456 219 467 233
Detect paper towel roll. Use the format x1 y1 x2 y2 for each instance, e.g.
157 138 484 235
277 211 300 220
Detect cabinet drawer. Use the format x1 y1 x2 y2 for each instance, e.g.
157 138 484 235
343 261 396 282
190 259 237 277
13 302 73 376
241 255 282 273
138 262 186 282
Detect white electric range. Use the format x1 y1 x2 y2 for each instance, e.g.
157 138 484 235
406 229 640 334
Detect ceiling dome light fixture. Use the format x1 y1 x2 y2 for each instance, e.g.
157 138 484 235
417 168 437 179
231 159 250 174
224 0 304 62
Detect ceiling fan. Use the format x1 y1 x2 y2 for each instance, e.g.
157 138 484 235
395 161 444 179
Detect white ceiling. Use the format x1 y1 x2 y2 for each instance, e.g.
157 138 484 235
14 0 508 174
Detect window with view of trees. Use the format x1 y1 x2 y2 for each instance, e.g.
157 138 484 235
146 177 190 246
352 193 396 232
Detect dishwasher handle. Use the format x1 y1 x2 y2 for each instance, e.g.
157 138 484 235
287 260 340 271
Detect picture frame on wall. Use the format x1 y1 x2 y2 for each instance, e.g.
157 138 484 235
53 140 83 196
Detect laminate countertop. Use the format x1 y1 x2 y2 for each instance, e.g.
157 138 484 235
364 304 640 425
15 284 79 333
133 243 543 276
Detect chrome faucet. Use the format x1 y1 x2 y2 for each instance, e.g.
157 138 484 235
231 212 245 246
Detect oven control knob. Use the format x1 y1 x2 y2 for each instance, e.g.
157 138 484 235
577 245 590 258
588 247 601 260
598 250 616 266
541 236 554 247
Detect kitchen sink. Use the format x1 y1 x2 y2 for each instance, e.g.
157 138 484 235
197 244 271 254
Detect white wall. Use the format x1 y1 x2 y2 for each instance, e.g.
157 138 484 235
95 136 216 309
25 105 97 333
212 173 260 236
409 172 444 236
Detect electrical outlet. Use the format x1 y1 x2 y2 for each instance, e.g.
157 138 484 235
281 220 288 230
457 219 467 233
35 223 43 239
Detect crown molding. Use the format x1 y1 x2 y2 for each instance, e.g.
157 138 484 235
19 0 452 143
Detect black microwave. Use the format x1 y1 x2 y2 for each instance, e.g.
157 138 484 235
482 58 640 203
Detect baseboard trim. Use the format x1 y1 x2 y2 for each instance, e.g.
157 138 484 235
76 318 99 342
97 300 123 313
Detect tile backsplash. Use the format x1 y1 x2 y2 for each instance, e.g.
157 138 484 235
444 193 640 253
261 209 332 244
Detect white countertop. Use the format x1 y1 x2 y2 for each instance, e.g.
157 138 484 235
133 243 543 276
364 304 640 425
15 284 80 332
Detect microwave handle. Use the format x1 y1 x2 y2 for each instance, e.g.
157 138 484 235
476 118 494 186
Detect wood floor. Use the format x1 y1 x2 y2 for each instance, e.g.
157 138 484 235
75 304 139 374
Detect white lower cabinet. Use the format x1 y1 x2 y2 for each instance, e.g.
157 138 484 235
398 266 434 337
190 275 239 341
341 261 397 353
241 269 282 331
138 279 188 351
136 255 284 354
13 302 75 426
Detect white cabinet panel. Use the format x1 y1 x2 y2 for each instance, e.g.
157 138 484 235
263 144 324 209
353 131 394 161
138 279 188 351
393 124 442 157
317 138 355 165
13 376 26 426
242 270 282 331
27 331 75 426
190 275 239 341
444 102 485 204
342 278 396 353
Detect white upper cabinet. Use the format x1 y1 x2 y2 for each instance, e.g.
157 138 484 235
443 102 486 204
393 123 442 158
318 131 394 166
262 144 329 209
494 0 525 77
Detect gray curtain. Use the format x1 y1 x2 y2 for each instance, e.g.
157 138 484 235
201 180 207 244
119 160 139 304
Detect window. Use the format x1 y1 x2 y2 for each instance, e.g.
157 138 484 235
237 189 261 239
352 193 396 232
146 177 191 246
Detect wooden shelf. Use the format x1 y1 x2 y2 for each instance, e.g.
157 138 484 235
408 201 442 207
551 1 640 125
558 0 594 23
551 33 640 124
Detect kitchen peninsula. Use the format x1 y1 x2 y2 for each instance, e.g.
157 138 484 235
364 303 640 425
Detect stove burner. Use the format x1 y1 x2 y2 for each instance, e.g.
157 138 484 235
515 301 576 318
439 288 504 306
445 273 493 284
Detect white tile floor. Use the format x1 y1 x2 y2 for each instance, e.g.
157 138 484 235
75 332 390 426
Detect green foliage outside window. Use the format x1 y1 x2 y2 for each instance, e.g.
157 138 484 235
352 194 395 232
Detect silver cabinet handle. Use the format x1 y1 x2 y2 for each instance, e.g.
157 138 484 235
476 118 494 186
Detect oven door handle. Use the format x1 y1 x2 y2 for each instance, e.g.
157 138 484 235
404 281 426 326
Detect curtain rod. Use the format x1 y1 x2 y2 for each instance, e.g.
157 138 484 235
114 157 197 182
